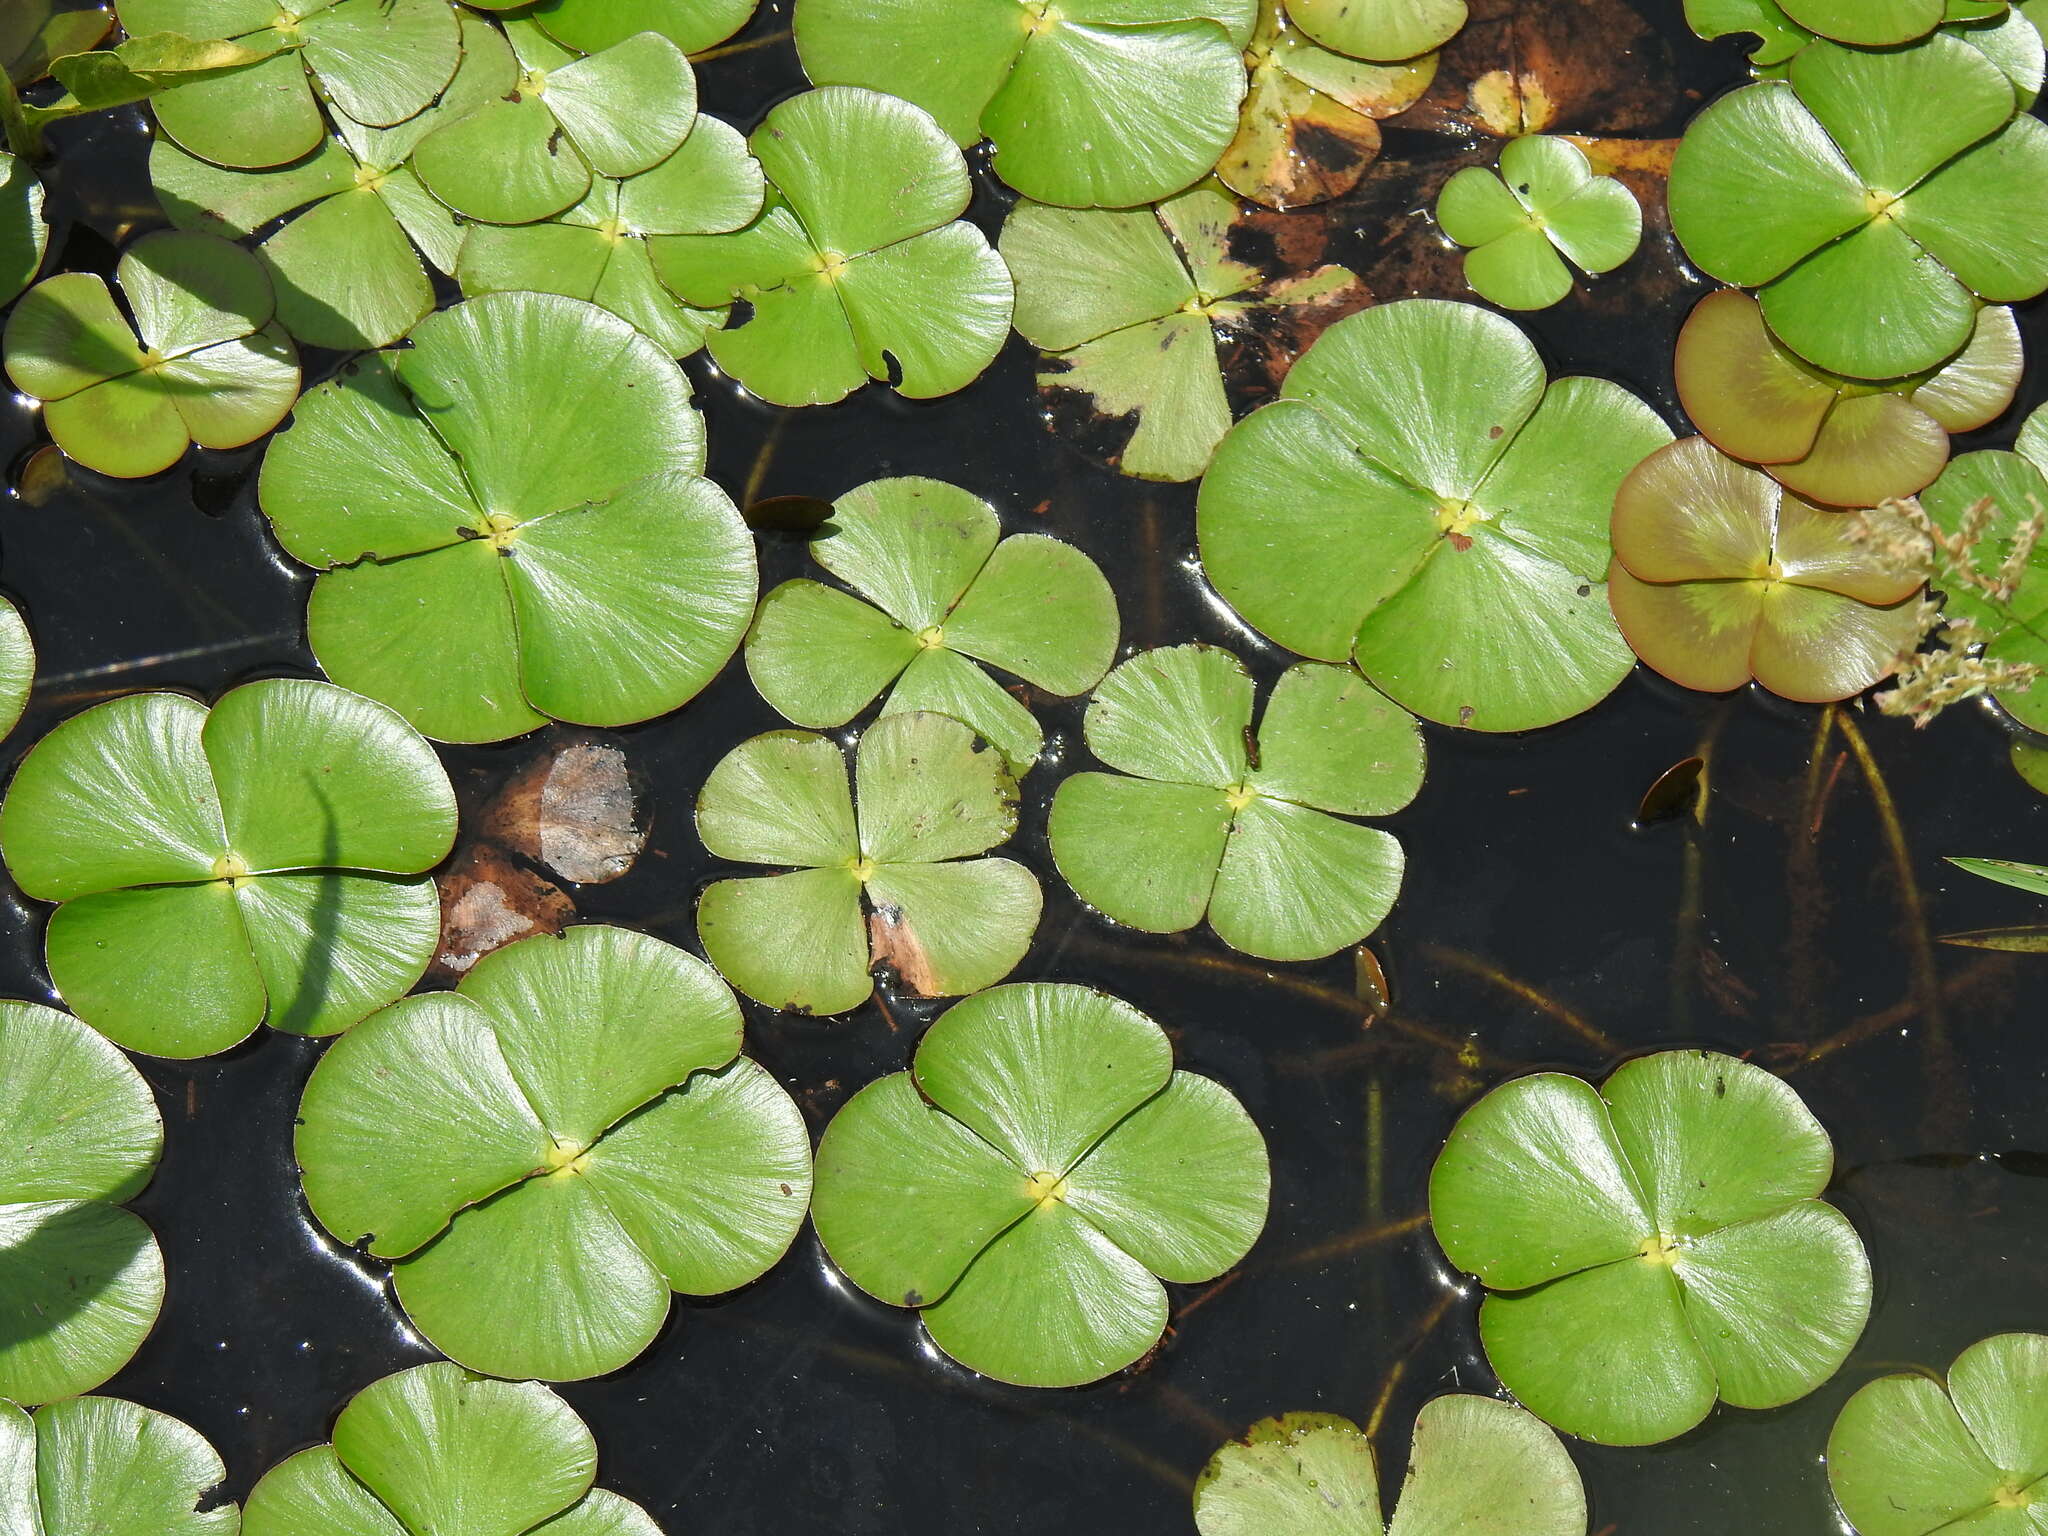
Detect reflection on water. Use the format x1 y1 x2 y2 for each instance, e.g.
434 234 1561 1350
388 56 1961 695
0 1 2043 1531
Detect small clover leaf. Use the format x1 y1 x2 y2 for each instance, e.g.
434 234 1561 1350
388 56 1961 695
0 150 45 306
1669 34 2048 379
118 0 462 170
746 477 1117 769
525 0 761 55
1194 1397 1586 1536
696 710 1041 1014
794 0 1255 208
1429 1049 1872 1445
1676 290 2020 508
1828 1333 2048 1535
1 229 299 478
1918 445 2048 733
0 679 456 1058
1280 0 1466 63
0 1002 165 1405
456 114 764 359
244 1363 662 1536
650 87 1013 406
1002 182 1368 481
1050 645 1422 962
149 12 514 351
4 4 115 87
257 290 754 744
1436 135 1641 311
0 1396 232 1535
297 926 813 1382
813 982 1269 1387
1197 298 1670 731
1608 436 1925 701
411 18 699 225
1224 0 1435 210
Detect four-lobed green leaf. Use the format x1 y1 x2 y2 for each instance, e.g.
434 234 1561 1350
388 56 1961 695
1198 298 1671 731
0 678 456 1058
0 1395 234 1536
1430 1049 1872 1445
0 150 45 308
1436 135 1642 311
2 229 299 478
1050 644 1423 961
813 982 1269 1387
258 289 755 744
296 926 814 1382
745 476 1118 770
244 1362 660 1536
650 86 1013 406
696 710 1041 1015
0 1001 165 1406
1194 1396 1586 1536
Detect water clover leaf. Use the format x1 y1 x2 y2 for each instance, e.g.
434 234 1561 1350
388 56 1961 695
813 982 1269 1386
1435 135 1640 311
1001 182 1369 482
0 1002 164 1404
457 114 764 360
411 19 698 225
1281 0 1466 62
149 12 515 351
1 229 298 478
1608 437 1925 702
1827 1334 2048 1534
1921 447 2048 733
257 290 753 744
1193 1397 1586 1536
745 477 1118 771
528 0 761 55
0 151 43 311
1197 298 1670 731
296 926 813 1381
1778 0 1996 45
1221 0 1435 209
0 596 33 744
0 1396 233 1534
1675 290 2020 508
696 711 1039 1014
117 0 462 169
648 87 1012 406
1429 1049 1872 1445
5 4 114 88
1683 0 1817 65
243 1362 663 1536
1669 35 2048 380
1049 645 1422 961
0 679 456 1058
793 0 1253 208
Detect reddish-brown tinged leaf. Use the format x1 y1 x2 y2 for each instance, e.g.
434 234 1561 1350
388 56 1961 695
1770 391 1949 508
1612 436 1777 584
1608 559 1763 694
1747 582 1920 703
1675 288 1836 467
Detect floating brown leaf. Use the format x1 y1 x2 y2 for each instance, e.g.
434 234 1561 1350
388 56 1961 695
481 740 644 886
430 844 574 981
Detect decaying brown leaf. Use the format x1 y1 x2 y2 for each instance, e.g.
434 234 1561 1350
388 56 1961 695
431 844 575 981
482 740 644 886
868 902 941 996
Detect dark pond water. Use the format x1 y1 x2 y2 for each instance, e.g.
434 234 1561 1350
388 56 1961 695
5 3 2045 1530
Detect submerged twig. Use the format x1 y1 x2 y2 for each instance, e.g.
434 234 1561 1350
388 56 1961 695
1363 1286 1460 1441
1269 1212 1429 1271
688 29 791 62
1420 943 1621 1057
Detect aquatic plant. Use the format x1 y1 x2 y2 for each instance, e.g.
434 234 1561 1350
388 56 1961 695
1668 35 2048 379
1675 291 2020 508
244 1362 659 1536
0 679 455 1057
297 926 812 1382
813 982 1269 1387
794 0 1254 207
258 290 753 743
1283 0 1466 62
744 477 1118 770
0 1002 164 1404
1195 1396 1585 1535
1435 135 1641 311
1001 181 1367 481
0 151 42 305
0 1395 233 1535
1607 436 1924 702
1199 298 1669 731
2 229 297 477
506 0 760 54
696 711 1040 1014
1050 645 1423 961
1430 1049 1872 1444
1828 1333 2048 1534
650 87 1011 406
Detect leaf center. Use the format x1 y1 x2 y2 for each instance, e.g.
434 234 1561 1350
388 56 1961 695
520 68 549 97
914 624 945 649
1995 1482 2035 1509
815 249 852 282
478 511 522 550
1023 1169 1068 1206
1864 188 1901 222
1021 2 1064 36
211 852 250 882
544 1136 591 1177
849 855 878 883
1637 1232 1684 1265
1224 783 1258 811
1435 498 1492 542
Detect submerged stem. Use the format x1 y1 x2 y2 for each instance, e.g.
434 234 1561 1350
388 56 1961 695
1421 942 1621 1057
0 71 42 161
